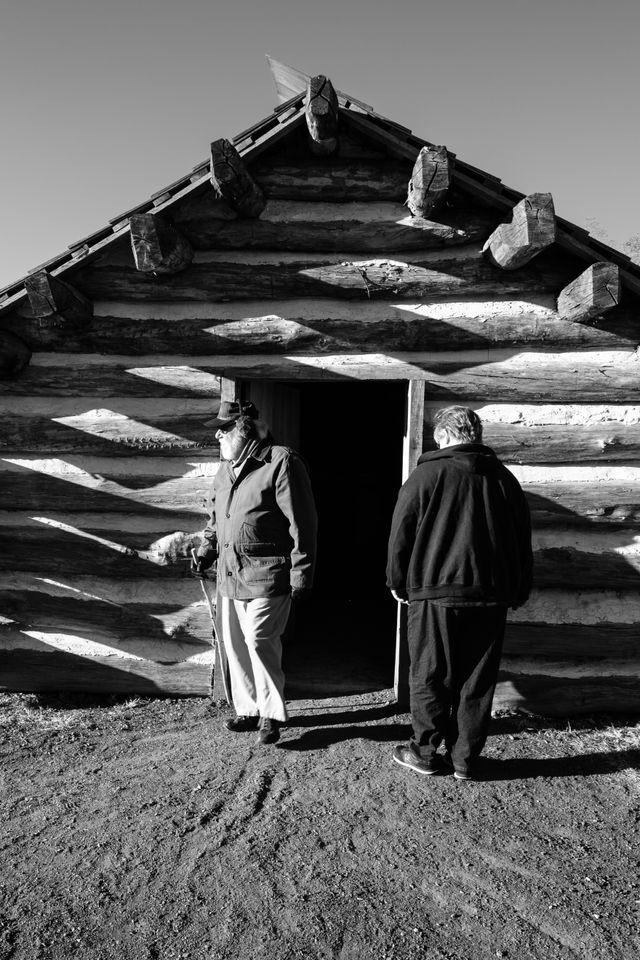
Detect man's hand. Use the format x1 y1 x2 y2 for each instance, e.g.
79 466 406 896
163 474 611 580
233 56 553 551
391 589 409 606
190 552 215 579
291 587 311 603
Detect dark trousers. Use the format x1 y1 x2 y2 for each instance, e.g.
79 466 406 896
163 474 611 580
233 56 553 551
407 600 507 772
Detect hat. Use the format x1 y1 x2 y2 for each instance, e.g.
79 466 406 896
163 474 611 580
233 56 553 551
205 400 260 430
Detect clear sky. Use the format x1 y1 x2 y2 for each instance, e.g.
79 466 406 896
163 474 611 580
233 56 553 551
1 0 639 288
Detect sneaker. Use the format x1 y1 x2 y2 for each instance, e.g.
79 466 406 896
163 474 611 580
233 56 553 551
224 715 259 733
453 770 475 781
392 745 441 776
442 752 475 780
256 718 281 745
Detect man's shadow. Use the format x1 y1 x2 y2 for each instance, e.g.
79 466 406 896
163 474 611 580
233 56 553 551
279 704 640 780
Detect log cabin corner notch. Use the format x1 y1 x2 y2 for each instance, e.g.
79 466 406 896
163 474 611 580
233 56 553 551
407 145 451 219
305 74 339 156
558 262 621 324
129 214 193 275
0 57 639 714
210 138 266 217
25 271 93 326
482 193 557 270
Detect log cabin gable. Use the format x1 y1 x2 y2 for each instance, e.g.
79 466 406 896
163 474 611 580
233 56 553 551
1 64 639 365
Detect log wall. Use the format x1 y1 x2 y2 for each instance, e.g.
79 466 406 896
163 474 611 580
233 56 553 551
1 135 638 711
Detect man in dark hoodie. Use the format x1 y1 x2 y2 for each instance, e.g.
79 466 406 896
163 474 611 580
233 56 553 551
386 406 532 780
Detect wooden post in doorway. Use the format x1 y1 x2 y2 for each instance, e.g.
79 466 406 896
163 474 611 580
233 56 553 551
394 380 425 705
220 376 241 404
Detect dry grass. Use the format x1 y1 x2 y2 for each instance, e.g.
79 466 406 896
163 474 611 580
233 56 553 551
0 691 147 731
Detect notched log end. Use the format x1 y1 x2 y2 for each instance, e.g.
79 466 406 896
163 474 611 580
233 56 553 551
483 192 556 270
557 262 621 324
130 214 193 275
305 74 339 156
25 271 93 326
407 145 451 218
0 331 31 378
210 138 266 218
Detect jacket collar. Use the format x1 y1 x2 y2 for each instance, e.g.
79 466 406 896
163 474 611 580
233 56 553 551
418 443 496 464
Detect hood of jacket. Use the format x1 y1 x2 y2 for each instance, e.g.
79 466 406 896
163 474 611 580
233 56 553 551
418 443 501 477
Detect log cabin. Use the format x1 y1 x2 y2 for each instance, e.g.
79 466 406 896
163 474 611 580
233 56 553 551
1 58 639 715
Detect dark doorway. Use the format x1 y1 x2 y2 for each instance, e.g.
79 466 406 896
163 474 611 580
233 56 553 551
283 380 406 696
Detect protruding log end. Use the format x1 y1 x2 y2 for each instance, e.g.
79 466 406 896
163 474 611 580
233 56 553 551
407 146 451 218
129 215 193 274
210 139 266 218
25 271 92 325
0 330 31 378
557 262 621 324
483 192 556 270
305 75 339 156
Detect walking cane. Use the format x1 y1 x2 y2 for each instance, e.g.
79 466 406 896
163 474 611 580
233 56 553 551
191 550 233 707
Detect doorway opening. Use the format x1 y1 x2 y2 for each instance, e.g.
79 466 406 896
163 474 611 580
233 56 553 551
283 381 406 696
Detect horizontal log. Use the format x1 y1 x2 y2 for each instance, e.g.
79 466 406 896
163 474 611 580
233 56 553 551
0 455 213 513
483 193 557 270
557 262 620 324
511 587 640 624
251 161 412 201
0 648 213 696
426 403 640 462
526 483 640 525
501 656 640 678
24 271 92 325
533 545 640 589
6 295 638 355
0 401 219 456
476 421 640 464
1 584 211 646
3 349 640 399
210 138 265 217
504 622 640 659
511 464 640 523
0 331 31 378
493 675 640 715
71 246 571 302
407 146 451 218
0 526 203 577
172 197 493 252
129 214 193 274
305 75 339 155
1 572 208 605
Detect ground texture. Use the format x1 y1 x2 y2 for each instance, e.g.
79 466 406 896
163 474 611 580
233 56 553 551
1 691 639 960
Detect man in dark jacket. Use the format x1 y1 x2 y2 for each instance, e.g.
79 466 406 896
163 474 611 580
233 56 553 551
386 406 532 780
193 400 317 745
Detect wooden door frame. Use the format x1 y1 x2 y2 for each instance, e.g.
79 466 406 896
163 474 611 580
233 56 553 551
394 380 425 705
220 375 425 704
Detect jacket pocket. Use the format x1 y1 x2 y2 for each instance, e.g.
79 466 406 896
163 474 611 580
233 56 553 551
241 555 290 583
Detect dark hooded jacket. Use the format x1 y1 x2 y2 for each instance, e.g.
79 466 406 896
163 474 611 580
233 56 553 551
386 444 532 606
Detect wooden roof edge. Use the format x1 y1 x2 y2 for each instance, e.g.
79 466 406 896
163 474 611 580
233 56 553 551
339 104 640 295
0 99 309 310
2 79 639 309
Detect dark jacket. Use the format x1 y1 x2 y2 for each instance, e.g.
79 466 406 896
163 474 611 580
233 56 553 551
386 444 532 606
199 440 317 600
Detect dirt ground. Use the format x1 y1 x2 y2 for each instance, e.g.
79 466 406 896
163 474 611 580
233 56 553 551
1 690 639 960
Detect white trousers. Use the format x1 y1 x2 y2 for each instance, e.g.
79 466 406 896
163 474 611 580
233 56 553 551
218 595 291 722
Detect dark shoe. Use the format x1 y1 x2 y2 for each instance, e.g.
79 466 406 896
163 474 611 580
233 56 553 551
442 752 475 780
224 715 259 733
256 718 281 745
392 745 441 776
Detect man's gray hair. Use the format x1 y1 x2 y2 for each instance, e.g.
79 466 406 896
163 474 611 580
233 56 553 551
234 415 259 441
433 406 483 443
